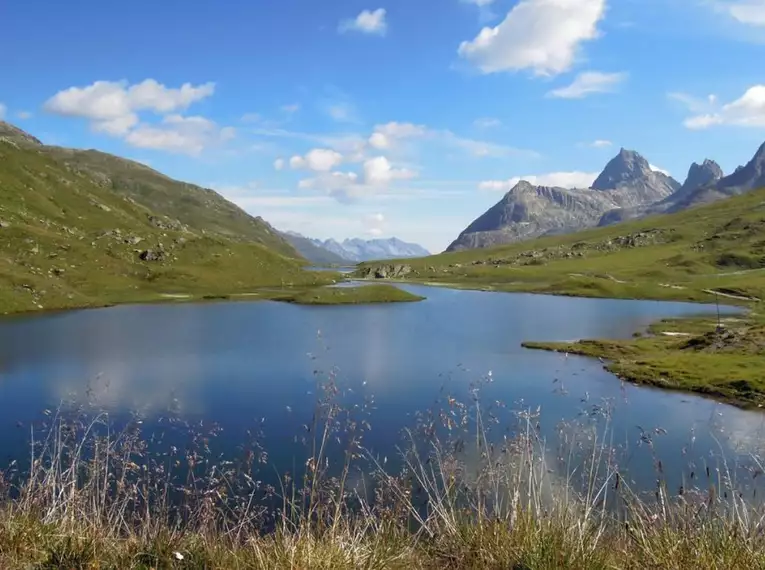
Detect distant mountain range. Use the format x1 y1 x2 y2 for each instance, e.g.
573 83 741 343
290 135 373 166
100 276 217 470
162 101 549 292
282 233 430 264
448 141 765 252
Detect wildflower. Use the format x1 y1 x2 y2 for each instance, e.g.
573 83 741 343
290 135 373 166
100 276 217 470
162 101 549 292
174 551 184 560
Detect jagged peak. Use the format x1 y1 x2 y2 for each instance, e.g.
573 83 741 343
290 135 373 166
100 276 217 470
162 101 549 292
505 180 536 195
591 148 653 190
679 158 723 193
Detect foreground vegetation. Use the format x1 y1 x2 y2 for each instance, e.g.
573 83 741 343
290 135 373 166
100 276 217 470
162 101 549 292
1 372 764 570
284 284 425 305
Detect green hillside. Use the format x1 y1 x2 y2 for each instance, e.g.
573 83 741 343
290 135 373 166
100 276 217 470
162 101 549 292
0 130 335 314
357 187 765 305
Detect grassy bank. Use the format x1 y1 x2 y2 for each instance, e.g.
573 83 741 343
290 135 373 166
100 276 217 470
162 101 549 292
0 376 763 570
523 312 765 409
283 284 425 305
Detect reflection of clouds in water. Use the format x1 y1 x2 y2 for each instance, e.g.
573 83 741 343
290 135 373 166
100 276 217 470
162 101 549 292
711 407 765 457
50 308 207 417
358 308 389 392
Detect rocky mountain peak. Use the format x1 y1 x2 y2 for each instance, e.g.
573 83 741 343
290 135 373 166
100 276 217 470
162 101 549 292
506 180 536 195
591 148 653 190
718 140 765 191
682 159 723 191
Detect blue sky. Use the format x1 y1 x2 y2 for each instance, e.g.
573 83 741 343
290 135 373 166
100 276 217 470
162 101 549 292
2 0 765 252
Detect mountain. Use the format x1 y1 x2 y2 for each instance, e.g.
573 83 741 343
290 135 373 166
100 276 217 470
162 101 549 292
0 121 333 313
592 148 680 203
448 182 621 250
280 232 352 265
447 149 680 252
600 142 765 227
598 159 724 226
309 237 430 262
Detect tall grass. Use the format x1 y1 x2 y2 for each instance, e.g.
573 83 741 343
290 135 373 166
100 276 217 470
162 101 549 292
1 367 764 569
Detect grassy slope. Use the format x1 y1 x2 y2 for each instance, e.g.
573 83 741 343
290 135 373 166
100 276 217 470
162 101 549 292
357 189 765 407
40 146 298 258
0 140 336 314
357 187 765 304
284 284 425 305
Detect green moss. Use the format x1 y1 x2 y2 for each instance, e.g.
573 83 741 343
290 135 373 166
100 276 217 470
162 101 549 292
285 285 425 305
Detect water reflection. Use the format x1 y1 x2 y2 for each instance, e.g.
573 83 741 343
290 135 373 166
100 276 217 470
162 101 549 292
0 286 754 496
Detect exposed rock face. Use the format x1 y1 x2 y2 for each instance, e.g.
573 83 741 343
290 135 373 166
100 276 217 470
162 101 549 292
659 144 764 215
356 264 413 279
447 149 680 252
139 249 166 262
599 159 724 226
592 148 679 203
683 159 724 192
719 141 765 192
448 182 621 251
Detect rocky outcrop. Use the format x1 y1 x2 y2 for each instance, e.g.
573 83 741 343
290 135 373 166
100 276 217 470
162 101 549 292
447 149 680 251
356 264 413 279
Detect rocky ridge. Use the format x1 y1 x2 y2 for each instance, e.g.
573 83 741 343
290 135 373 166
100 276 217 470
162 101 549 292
448 141 765 252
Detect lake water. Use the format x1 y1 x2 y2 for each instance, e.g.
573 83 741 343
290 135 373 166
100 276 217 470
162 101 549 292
0 285 762 498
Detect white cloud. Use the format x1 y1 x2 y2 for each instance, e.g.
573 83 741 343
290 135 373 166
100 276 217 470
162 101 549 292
368 121 428 149
677 85 765 129
368 132 390 149
294 157 417 202
0 103 6 120
124 115 234 156
473 117 502 128
289 148 344 172
325 102 360 123
363 156 417 185
281 103 301 114
583 139 612 148
274 158 285 170
94 114 140 135
649 164 671 176
458 0 606 76
16 111 33 120
719 1 765 25
480 170 599 190
339 8 387 35
44 79 215 135
547 71 628 99
367 121 534 158
668 91 718 114
241 113 261 123
364 212 386 236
